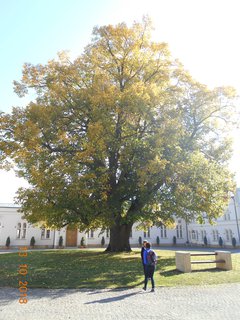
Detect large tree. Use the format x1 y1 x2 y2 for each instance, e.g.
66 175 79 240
0 18 237 251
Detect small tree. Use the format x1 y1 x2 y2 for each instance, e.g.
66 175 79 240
138 236 142 247
101 236 105 247
6 236 10 248
203 236 208 246
218 236 223 247
58 236 63 248
232 237 237 248
30 236 35 248
173 236 177 245
156 236 160 246
80 237 85 247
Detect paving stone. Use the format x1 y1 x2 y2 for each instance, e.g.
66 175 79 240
1 283 240 320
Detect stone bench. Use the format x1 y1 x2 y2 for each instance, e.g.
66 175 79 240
175 251 232 273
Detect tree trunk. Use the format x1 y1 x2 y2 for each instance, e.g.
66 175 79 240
105 222 133 252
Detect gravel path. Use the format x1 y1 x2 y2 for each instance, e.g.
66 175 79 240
1 283 240 320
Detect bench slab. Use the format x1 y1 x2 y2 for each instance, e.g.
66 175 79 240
191 260 225 264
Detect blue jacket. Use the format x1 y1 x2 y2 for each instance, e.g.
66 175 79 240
143 248 157 265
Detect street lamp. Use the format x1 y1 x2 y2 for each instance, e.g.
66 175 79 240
231 194 240 244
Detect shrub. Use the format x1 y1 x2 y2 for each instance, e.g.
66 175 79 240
218 236 223 247
58 236 63 247
138 236 142 246
203 236 208 246
80 237 85 247
173 236 177 245
6 236 10 248
30 236 35 247
156 236 160 246
101 236 105 247
232 237 236 248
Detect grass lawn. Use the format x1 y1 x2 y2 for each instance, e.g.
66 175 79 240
1 249 240 289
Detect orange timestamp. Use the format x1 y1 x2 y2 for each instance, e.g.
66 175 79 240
18 246 28 304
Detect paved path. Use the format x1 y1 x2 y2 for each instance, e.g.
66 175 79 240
1 283 240 320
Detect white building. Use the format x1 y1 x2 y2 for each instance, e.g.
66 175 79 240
0 189 239 249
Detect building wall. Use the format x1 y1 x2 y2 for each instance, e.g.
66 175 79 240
0 188 239 248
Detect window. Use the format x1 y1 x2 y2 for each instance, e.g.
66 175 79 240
16 222 28 239
201 230 206 241
41 228 45 239
87 229 94 238
224 210 231 221
160 226 167 238
22 223 27 239
143 228 150 238
212 230 216 241
191 230 196 240
41 228 51 239
17 223 21 239
226 229 229 241
46 229 50 239
225 229 233 241
129 228 132 238
176 225 183 238
212 230 219 242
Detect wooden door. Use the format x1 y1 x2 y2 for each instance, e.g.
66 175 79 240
66 227 78 247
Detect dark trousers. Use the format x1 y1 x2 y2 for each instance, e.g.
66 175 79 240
144 265 155 289
142 263 146 276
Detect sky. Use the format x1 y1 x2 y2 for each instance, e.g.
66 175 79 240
0 0 239 203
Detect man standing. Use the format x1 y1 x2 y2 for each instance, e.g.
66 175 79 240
141 240 148 275
143 242 157 292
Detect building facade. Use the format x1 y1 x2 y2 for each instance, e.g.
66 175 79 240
0 189 239 249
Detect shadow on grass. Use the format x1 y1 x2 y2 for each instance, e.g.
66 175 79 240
191 268 226 273
0 250 145 291
160 267 226 277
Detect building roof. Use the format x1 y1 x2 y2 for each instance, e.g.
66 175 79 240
0 203 21 208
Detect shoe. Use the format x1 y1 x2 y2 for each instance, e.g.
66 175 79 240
143 287 146 291
151 288 155 292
